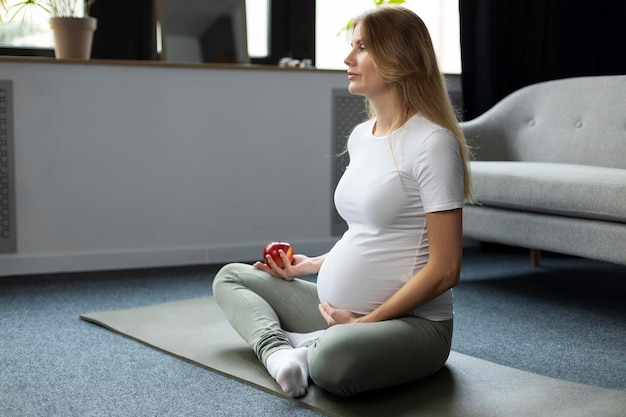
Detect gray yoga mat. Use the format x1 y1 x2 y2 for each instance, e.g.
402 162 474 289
80 297 626 417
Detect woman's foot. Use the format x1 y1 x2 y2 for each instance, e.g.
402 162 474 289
265 347 309 397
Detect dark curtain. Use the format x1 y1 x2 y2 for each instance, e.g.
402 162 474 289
251 0 316 65
90 0 159 61
459 0 626 120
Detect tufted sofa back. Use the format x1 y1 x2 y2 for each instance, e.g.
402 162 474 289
460 75 626 169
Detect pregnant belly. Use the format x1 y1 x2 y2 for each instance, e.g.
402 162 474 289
316 238 416 315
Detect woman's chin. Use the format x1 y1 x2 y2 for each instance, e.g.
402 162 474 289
347 85 364 96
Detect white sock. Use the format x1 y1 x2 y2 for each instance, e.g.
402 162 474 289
284 329 326 348
265 347 309 397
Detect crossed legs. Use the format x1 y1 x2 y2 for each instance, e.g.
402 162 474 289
212 263 453 397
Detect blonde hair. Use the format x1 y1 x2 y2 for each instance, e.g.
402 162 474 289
353 6 474 203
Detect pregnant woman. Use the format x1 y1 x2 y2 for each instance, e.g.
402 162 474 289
212 5 474 397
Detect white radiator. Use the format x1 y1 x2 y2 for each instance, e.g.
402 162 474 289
331 88 366 236
0 80 16 253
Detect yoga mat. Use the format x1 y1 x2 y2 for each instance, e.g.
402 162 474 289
80 297 626 417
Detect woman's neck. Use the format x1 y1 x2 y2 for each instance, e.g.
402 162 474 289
370 91 408 136
371 105 412 137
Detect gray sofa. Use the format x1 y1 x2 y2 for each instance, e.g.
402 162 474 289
460 75 626 266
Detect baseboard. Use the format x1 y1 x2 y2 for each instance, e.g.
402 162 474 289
0 239 339 277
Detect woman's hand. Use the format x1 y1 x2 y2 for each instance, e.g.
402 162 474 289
253 252 324 281
318 301 361 326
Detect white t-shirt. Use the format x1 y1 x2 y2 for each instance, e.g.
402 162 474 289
317 114 464 321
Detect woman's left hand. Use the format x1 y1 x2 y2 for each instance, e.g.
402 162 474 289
318 301 361 326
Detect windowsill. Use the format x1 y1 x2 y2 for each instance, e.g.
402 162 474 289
0 56 462 79
0 55 344 73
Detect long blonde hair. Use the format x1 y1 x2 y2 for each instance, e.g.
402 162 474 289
353 6 474 203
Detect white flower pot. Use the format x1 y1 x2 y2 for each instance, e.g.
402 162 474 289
49 17 98 60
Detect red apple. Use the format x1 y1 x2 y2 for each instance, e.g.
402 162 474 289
263 241 294 268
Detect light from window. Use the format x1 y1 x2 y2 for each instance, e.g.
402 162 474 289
245 0 270 58
315 0 461 74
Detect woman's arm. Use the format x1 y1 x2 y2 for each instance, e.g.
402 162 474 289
319 209 462 325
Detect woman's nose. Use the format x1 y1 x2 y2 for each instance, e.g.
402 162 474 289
344 52 354 67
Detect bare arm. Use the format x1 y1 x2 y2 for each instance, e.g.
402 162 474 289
319 209 463 325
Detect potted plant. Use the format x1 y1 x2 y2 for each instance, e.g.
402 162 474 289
0 0 97 59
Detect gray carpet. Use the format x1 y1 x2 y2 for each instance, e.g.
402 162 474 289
81 296 626 417
1 245 624 416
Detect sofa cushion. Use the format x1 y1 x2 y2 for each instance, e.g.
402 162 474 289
469 161 626 223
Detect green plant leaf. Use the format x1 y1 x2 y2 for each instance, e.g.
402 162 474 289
337 0 406 38
1 0 93 22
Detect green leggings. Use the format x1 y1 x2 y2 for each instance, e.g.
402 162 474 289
212 262 453 396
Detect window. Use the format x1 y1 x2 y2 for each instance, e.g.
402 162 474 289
0 0 86 48
245 0 270 58
315 0 461 73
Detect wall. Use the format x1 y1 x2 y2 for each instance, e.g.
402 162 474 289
0 60 348 276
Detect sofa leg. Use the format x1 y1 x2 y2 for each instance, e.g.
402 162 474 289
530 249 541 267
